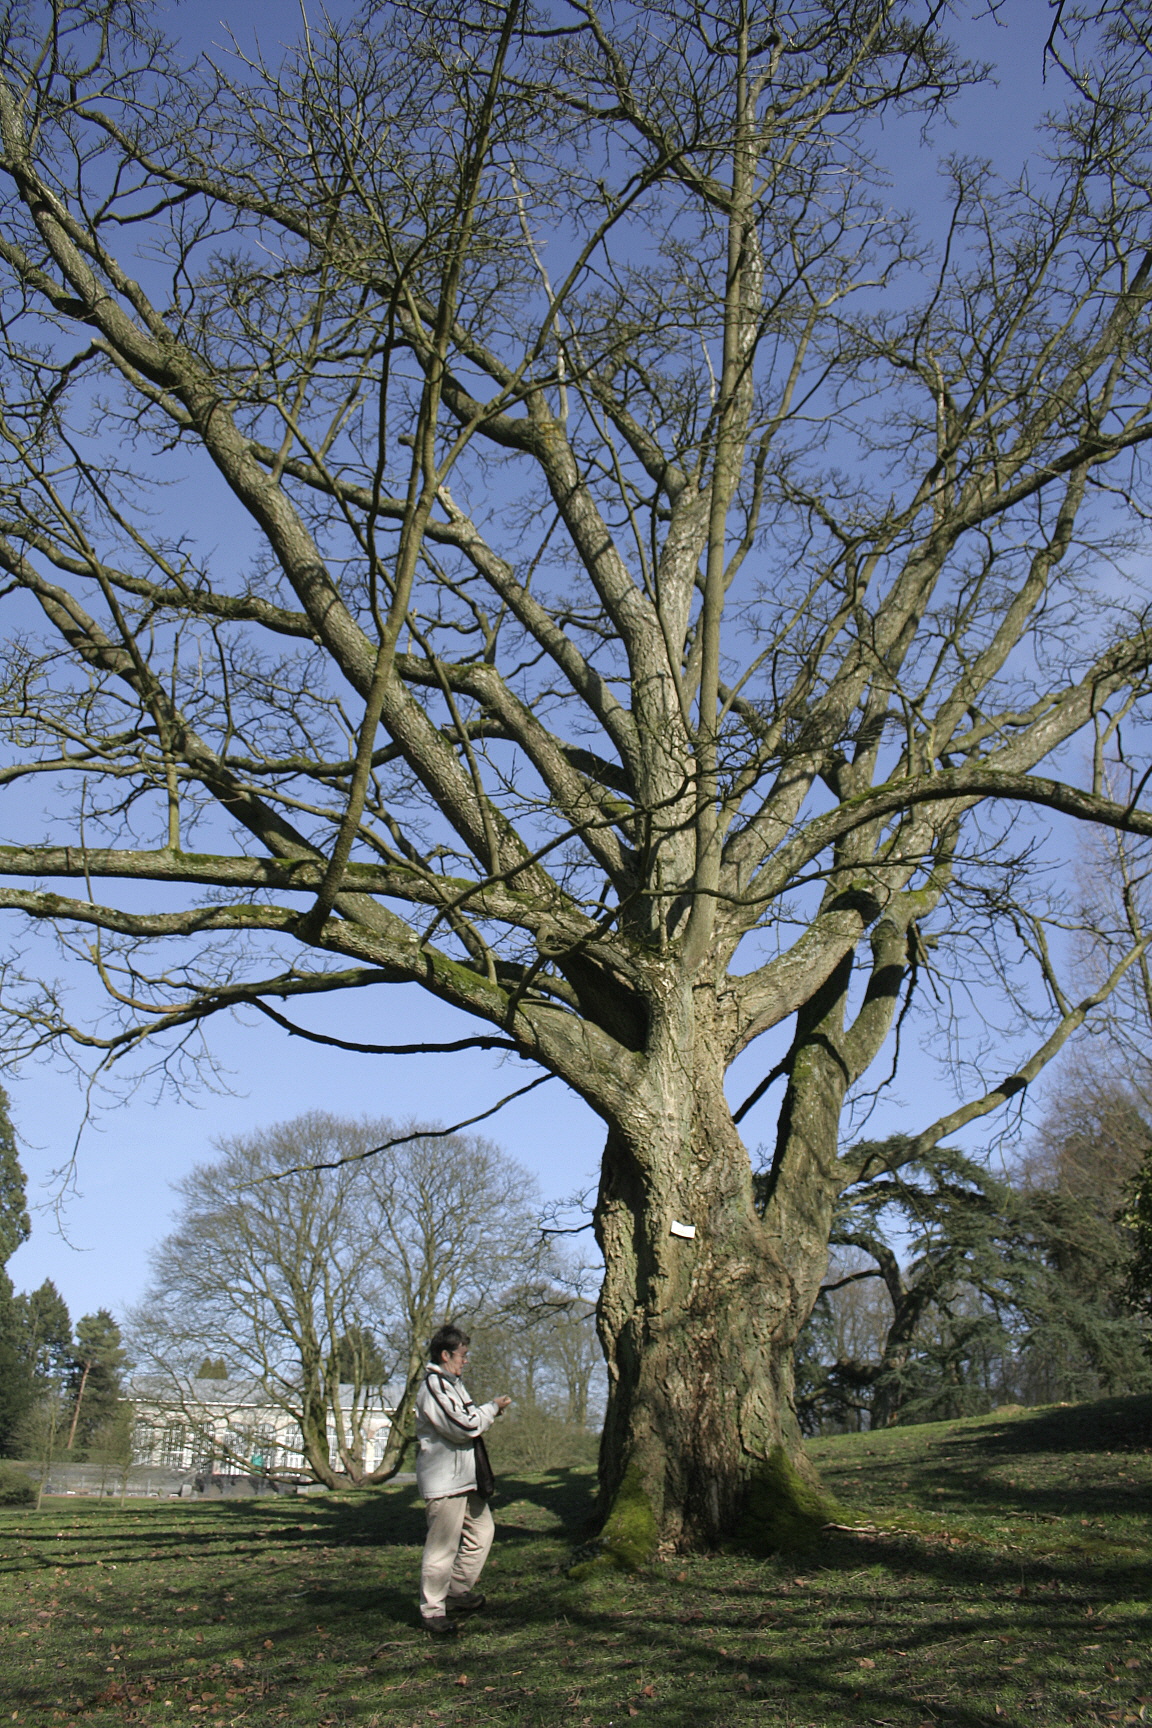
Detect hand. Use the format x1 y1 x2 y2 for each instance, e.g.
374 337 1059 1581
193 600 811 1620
494 1395 512 1411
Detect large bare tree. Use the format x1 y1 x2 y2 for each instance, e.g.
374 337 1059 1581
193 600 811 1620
0 0 1151 1546
132 1114 543 1485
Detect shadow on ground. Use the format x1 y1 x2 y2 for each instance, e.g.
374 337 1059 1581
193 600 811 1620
5 1405 1152 1725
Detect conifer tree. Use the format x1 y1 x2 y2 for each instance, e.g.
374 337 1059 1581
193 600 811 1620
0 1087 32 1454
18 1280 73 1387
65 1311 127 1456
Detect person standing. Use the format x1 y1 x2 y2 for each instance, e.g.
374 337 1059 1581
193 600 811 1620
415 1325 511 1634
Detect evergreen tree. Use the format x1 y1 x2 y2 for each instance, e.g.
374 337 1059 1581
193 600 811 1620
1121 1153 1152 1332
194 1357 229 1381
0 1270 31 1456
17 1280 72 1387
1012 1189 1151 1403
789 1145 1022 1432
65 1311 127 1457
0 1085 28 1269
794 1116 1152 1433
3 1278 72 1456
1009 1073 1152 1403
0 1088 33 1455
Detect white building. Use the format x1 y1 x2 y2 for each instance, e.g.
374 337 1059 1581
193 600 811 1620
128 1376 395 1478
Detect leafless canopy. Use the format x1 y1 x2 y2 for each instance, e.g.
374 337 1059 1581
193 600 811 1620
0 0 1148 1152
131 1113 545 1485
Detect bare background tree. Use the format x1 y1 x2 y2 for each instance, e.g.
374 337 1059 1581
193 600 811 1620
470 1265 605 1469
130 1114 544 1485
0 0 1151 1545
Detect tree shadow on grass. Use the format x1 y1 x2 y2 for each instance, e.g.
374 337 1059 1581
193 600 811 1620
820 1394 1152 1533
501 1523 1151 1728
10 1418 1151 1727
974 1394 1152 1455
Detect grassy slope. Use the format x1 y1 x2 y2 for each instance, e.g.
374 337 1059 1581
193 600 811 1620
1 1396 1150 1728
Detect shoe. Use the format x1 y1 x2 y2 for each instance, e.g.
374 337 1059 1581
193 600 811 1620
423 1615 458 1636
446 1591 486 1615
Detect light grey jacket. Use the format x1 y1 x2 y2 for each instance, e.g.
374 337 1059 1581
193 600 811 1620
414 1364 500 1501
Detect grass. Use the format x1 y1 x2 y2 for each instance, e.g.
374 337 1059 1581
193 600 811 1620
1 1395 1151 1727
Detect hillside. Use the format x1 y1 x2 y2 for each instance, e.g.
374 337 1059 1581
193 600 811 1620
1 1397 1150 1726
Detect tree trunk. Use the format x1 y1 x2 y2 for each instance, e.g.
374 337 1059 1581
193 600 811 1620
592 978 846 1554
66 1359 92 1451
368 1343 425 1483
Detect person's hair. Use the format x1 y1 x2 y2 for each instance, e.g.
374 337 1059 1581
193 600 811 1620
428 1325 470 1365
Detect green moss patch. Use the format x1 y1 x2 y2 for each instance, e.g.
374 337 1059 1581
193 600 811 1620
568 1459 658 1578
737 1442 843 1553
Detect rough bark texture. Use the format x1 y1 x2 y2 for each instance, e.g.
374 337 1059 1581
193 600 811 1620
593 980 837 1551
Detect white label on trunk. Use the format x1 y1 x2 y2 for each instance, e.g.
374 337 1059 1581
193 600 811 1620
669 1219 696 1239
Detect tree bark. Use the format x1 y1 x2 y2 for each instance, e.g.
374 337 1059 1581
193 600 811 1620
593 980 837 1551
66 1359 92 1452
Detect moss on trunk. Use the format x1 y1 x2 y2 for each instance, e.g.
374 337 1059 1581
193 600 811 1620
736 1444 844 1553
569 1460 659 1578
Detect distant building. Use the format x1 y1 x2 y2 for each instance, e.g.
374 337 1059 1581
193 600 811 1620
127 1376 395 1477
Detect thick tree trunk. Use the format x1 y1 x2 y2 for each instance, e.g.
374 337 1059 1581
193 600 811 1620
593 979 845 1553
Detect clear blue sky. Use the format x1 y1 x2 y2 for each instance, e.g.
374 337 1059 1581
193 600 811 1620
4 0 1072 1328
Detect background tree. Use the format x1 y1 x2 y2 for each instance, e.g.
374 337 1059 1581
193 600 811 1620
793 1146 1020 1431
0 1083 25 1267
16 1280 73 1387
64 1309 127 1456
84 1401 136 1502
1 0 1152 1545
7 1275 73 1503
796 1108 1152 1432
1125 1162 1152 1322
334 1328 390 1387
194 1357 229 1381
539 1289 603 1429
130 1113 545 1485
468 1265 605 1468
0 1082 31 1454
14 1389 64 1509
991 766 1152 1345
1009 1060 1151 1402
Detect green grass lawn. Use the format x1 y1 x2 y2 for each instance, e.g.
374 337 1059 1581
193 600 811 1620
2 1396 1151 1728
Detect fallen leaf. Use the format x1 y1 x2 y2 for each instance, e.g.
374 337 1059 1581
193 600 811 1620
454 1674 469 1687
263 1640 273 1650
858 1657 876 1669
676 1571 688 1583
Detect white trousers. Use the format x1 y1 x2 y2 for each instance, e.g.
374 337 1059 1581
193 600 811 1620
419 1490 495 1620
